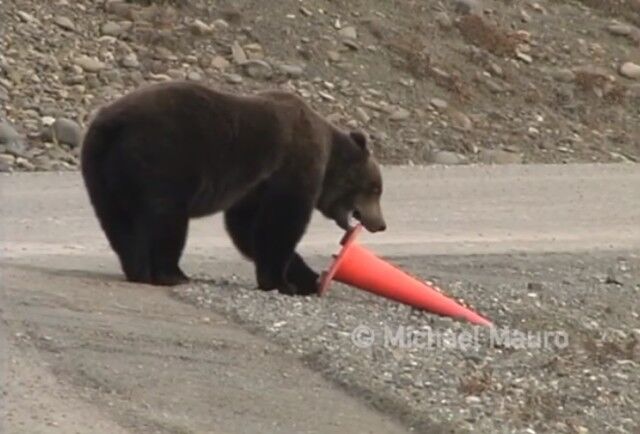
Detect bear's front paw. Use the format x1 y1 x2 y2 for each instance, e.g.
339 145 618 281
152 270 190 286
276 282 299 296
256 268 282 292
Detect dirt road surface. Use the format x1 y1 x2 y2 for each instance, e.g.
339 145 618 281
1 164 639 433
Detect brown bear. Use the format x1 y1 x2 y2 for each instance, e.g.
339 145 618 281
80 81 386 295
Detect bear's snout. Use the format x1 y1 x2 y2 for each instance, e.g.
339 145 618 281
366 220 386 233
354 207 386 233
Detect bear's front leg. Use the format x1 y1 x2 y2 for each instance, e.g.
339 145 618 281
286 254 320 295
253 183 316 296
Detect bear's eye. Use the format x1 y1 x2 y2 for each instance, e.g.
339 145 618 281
371 186 382 195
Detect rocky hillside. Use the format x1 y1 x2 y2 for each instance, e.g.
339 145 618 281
1 0 639 172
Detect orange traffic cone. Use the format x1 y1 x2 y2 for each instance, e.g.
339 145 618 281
318 225 493 327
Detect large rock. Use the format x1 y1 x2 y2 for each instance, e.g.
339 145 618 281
0 120 22 144
52 118 83 147
426 149 468 165
478 149 523 164
620 62 640 80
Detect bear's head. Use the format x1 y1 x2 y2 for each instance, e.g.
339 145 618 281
318 130 386 233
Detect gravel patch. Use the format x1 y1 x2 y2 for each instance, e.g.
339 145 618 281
173 251 640 433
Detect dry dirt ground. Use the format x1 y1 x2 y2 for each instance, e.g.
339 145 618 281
1 165 639 433
1 0 640 171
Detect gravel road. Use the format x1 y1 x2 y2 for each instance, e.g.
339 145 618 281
1 164 639 433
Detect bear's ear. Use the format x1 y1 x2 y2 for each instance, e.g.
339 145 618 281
349 131 369 154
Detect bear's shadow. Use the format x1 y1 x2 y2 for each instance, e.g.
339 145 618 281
7 262 222 288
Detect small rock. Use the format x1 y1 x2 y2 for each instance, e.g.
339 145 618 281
74 55 106 72
211 56 230 70
342 39 359 50
355 107 370 123
435 11 453 28
101 21 124 36
213 19 230 29
100 69 121 84
244 43 263 54
516 52 533 64
198 56 213 69
17 11 37 23
546 67 575 82
488 62 504 77
54 15 76 31
167 69 186 80
449 110 473 131
224 73 243 84
527 282 544 292
0 154 14 172
191 19 214 35
41 116 56 127
231 41 248 64
389 107 411 121
327 50 341 62
52 118 83 147
277 64 304 78
427 150 467 165
0 120 22 144
619 62 640 79
154 47 177 61
0 153 16 164
318 91 335 102
430 98 448 110
187 71 202 81
465 395 482 404
243 59 273 79
339 26 357 40
454 0 482 15
607 23 633 37
105 1 133 19
16 157 35 171
120 53 140 69
478 149 523 164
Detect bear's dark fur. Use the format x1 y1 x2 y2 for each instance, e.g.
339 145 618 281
81 81 386 294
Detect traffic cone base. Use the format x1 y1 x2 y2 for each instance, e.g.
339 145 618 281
317 225 493 327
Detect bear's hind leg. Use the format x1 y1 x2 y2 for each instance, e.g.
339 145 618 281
92 197 152 284
111 212 153 284
147 203 189 286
